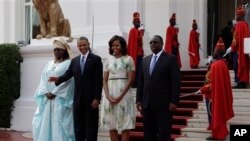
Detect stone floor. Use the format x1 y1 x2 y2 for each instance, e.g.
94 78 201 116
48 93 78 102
0 129 110 141
0 130 32 141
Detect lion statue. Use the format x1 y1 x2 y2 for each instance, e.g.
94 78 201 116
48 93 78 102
33 0 71 39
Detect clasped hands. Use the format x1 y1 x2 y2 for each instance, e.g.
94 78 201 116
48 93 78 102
46 77 58 100
106 95 123 105
46 92 56 100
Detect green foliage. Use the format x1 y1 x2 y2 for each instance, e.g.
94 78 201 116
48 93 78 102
0 43 23 128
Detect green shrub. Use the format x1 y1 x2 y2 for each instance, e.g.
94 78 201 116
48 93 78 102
0 43 23 128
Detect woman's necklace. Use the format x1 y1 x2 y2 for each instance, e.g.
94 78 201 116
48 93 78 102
51 58 64 71
52 62 59 71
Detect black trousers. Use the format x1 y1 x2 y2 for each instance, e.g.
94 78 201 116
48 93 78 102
133 55 143 87
73 102 99 141
205 98 212 125
143 107 173 141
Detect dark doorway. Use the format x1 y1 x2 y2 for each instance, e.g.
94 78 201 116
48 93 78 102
207 0 236 55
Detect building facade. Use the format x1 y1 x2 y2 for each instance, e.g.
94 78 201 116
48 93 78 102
1 0 210 131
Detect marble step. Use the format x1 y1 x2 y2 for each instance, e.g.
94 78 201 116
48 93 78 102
175 137 208 141
186 119 209 128
198 102 250 112
176 136 229 141
180 127 230 140
198 97 250 107
228 118 250 125
193 110 250 121
233 98 250 104
197 89 250 98
180 127 211 138
232 89 250 96
97 128 110 141
187 115 250 128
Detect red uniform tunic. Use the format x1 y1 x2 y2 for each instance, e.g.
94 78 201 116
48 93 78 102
188 30 200 68
164 25 182 67
231 21 249 83
200 60 234 139
200 67 211 99
128 27 143 67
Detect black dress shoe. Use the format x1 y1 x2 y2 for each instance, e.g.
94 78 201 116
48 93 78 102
206 136 217 140
232 83 247 89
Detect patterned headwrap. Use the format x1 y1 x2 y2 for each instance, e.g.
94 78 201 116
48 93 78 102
53 37 72 58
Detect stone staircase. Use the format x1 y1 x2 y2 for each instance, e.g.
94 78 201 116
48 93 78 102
175 71 250 141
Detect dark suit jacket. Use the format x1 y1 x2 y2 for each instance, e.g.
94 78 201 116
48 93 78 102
136 51 180 109
57 53 103 106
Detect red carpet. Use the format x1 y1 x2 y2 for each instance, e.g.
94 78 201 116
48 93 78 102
126 70 206 141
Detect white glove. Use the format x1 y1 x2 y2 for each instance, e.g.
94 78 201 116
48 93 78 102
224 47 232 57
139 24 145 30
207 56 213 64
139 24 145 36
232 19 236 26
195 90 201 95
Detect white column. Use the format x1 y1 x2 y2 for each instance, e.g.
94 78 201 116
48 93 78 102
3 0 22 43
169 0 177 14
143 0 170 55
0 0 5 43
0 0 24 43
199 0 208 60
244 38 250 56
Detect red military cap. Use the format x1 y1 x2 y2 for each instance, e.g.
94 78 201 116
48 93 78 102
170 13 176 21
133 12 140 22
192 19 197 26
236 6 245 16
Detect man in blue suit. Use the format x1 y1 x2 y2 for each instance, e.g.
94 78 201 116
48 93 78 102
136 35 180 141
49 36 103 141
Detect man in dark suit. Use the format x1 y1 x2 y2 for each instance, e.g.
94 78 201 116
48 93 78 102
136 35 180 141
48 37 103 141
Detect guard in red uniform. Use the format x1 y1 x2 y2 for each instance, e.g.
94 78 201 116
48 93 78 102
164 13 181 67
196 38 234 140
188 19 200 69
230 7 249 88
128 12 144 88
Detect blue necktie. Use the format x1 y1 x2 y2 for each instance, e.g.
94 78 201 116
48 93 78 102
80 56 85 74
149 55 157 75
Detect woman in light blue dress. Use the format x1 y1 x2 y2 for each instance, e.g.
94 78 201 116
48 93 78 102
100 35 136 141
32 38 75 141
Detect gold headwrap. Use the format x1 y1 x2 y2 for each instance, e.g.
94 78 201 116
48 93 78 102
53 37 72 58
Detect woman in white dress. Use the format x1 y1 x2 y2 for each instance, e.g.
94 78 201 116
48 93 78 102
32 38 75 141
100 35 136 141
